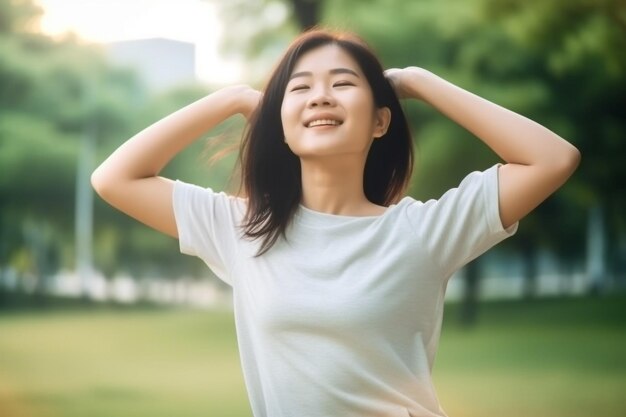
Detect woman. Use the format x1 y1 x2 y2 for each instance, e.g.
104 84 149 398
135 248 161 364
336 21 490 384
92 29 580 417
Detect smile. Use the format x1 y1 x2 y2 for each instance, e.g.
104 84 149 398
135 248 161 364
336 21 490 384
306 119 343 128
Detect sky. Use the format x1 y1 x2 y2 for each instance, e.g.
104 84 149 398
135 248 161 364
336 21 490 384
36 0 243 84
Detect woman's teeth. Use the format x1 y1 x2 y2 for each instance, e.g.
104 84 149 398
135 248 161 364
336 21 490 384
308 119 341 127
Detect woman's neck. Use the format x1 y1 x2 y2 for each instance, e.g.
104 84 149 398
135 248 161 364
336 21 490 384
299 157 385 216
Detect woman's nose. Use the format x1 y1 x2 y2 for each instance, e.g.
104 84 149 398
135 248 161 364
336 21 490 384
307 87 336 108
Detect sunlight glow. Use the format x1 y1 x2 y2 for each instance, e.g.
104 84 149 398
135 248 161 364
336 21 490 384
36 0 243 84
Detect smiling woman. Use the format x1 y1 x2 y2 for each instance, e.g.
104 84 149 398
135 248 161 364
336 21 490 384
90 28 579 417
241 32 413 255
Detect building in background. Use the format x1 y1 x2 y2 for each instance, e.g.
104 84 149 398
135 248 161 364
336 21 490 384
107 38 196 91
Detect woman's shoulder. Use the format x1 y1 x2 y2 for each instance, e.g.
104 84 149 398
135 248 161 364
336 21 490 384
173 180 248 213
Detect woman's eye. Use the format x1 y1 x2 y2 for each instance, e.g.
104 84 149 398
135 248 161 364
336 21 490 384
334 81 354 87
290 85 309 92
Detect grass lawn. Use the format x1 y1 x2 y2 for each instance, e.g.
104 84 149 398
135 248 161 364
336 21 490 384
436 295 626 417
0 294 624 417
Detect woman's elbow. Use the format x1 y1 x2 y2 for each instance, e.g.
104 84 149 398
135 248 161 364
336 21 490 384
563 143 581 173
553 142 581 183
91 165 114 200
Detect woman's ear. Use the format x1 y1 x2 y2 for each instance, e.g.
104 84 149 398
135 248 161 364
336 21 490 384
373 107 391 139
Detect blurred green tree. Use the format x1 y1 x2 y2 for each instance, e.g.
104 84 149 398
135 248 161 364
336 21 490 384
0 0 234 302
477 0 626 291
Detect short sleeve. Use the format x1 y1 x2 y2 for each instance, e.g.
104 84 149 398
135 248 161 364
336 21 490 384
172 180 245 286
405 164 518 278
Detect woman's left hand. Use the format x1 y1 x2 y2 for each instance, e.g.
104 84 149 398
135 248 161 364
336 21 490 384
384 67 429 100
387 67 580 230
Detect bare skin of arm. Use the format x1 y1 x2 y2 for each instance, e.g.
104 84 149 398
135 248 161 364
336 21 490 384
91 85 261 238
386 67 581 229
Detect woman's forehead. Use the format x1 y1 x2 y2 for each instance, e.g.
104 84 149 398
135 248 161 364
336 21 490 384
290 44 362 77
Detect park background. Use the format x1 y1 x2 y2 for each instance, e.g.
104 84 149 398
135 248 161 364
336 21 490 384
0 0 625 416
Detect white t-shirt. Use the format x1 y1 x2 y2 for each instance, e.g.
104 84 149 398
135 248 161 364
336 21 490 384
173 164 517 417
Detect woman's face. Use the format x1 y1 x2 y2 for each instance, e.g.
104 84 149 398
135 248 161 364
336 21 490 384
280 44 389 160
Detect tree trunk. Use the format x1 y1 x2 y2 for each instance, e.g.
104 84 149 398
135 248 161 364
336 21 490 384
459 259 480 327
586 203 607 295
290 0 321 30
521 238 538 299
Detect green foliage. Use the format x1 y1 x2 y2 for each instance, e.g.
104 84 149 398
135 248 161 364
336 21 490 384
214 0 300 83
0 113 77 207
0 0 223 286
0 6 124 282
475 0 626 267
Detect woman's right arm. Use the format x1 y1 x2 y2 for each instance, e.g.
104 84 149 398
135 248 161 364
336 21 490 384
91 85 261 238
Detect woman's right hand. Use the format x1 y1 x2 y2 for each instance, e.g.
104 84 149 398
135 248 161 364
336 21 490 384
235 85 262 120
384 67 431 101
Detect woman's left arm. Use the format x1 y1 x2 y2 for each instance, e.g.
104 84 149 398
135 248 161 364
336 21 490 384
386 67 581 229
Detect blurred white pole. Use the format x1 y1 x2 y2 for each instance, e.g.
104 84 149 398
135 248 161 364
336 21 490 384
75 79 96 297
586 203 606 293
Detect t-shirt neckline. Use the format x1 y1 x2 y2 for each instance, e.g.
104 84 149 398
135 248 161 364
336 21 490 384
293 199 407 228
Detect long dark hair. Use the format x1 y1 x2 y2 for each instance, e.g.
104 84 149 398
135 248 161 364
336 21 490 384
240 29 414 255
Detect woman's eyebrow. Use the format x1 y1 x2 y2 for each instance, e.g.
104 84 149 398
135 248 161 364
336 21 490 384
289 68 360 80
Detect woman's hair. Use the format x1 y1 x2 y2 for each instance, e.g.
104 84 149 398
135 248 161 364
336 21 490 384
240 28 414 255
